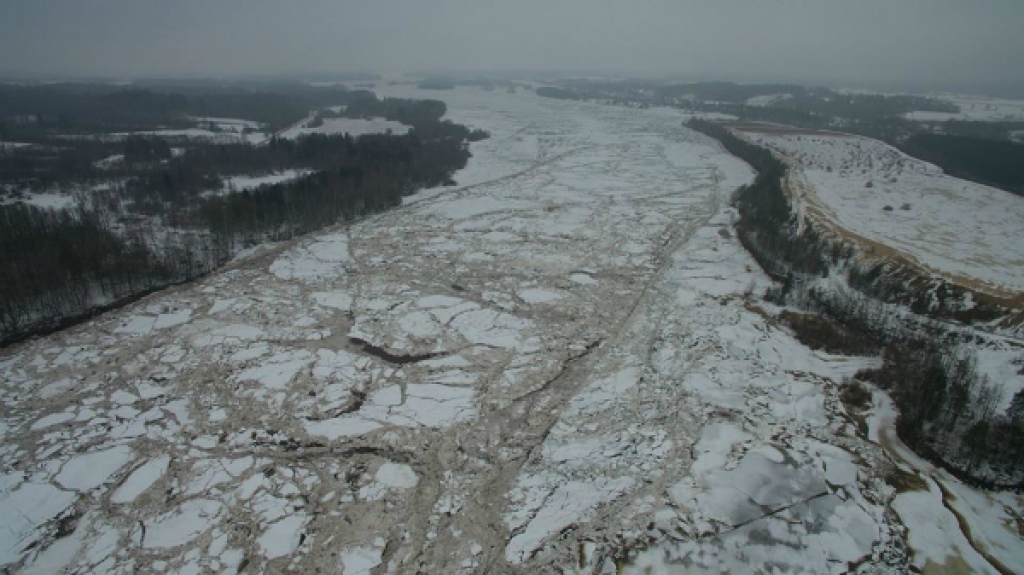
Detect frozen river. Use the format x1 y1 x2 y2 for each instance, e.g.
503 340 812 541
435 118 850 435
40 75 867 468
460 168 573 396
2 87 1017 573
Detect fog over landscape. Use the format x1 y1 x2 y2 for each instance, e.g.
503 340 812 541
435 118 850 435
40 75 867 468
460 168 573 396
3 0 1024 92
4 1 1024 574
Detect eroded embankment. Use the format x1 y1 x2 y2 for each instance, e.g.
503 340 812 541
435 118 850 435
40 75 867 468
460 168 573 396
692 118 1024 574
693 120 1022 327
688 118 1024 486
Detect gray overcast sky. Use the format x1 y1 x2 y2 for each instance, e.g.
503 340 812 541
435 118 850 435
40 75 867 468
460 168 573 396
2 0 1022 91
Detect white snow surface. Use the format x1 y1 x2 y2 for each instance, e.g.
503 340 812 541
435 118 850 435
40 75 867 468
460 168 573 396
358 463 419 501
746 93 793 107
111 455 171 503
209 169 314 196
0 85 1019 573
143 499 225 549
278 116 410 139
739 129 1024 293
905 94 1024 122
189 116 263 130
0 482 77 565
1 192 76 209
54 445 134 491
340 545 384 574
259 514 307 559
867 392 1017 574
110 128 264 144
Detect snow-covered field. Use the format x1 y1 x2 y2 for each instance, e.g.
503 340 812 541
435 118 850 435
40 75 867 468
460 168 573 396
1 178 131 210
47 116 272 145
2 87 1021 573
0 191 77 209
277 117 410 139
110 128 268 145
747 93 793 107
208 169 315 196
0 141 33 149
905 94 1024 122
189 116 263 132
737 129 1024 295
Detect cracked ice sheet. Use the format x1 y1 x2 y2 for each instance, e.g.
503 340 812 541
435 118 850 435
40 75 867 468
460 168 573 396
111 455 171 503
55 445 134 491
506 475 636 563
269 232 351 283
305 382 477 440
0 482 77 565
0 86 897 573
504 203 899 571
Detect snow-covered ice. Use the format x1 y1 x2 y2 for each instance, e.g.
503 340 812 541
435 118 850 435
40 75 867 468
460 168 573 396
54 445 134 491
143 499 225 549
0 482 77 565
1 85 1020 573
111 455 171 503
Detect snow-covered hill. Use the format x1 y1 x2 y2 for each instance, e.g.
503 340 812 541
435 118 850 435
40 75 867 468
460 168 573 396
738 129 1024 295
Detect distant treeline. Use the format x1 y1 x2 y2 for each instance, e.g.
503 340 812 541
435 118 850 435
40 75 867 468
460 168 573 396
696 102 1015 147
337 97 489 142
539 81 958 118
537 80 1024 197
693 104 1022 195
0 82 377 137
688 119 1024 486
1 88 488 195
902 134 1024 196
535 87 583 100
774 91 958 119
658 82 810 103
658 82 958 119
0 93 483 345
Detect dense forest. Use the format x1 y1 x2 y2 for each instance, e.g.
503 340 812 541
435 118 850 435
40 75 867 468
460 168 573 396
0 82 376 137
688 119 1024 485
0 84 484 345
902 133 1024 196
0 204 176 339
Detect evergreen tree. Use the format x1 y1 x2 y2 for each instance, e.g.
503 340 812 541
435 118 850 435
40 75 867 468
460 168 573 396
1008 389 1024 423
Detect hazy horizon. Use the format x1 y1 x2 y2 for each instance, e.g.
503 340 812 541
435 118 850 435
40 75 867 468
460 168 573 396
3 0 1024 96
